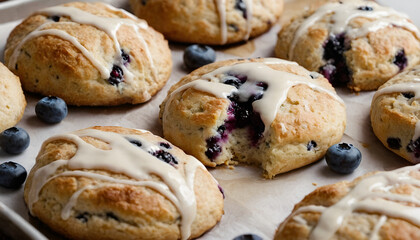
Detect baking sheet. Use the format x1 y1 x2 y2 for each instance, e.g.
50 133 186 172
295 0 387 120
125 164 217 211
0 0 414 239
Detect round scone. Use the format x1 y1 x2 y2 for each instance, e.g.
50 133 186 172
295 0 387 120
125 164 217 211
159 58 346 178
4 2 172 106
275 0 420 91
24 126 224 240
371 65 420 164
129 0 284 45
0 62 26 132
274 164 420 240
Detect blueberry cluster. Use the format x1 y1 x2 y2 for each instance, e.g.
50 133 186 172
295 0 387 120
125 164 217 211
107 49 131 85
205 74 268 161
393 49 408 72
319 33 351 86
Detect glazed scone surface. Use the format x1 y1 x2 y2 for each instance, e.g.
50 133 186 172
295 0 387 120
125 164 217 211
275 164 420 240
24 126 224 240
130 0 284 45
371 65 420 164
159 58 346 178
275 0 420 91
0 62 26 132
4 2 172 106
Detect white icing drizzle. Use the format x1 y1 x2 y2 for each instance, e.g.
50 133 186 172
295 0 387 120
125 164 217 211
214 0 253 44
163 61 343 136
215 0 227 44
27 129 206 240
280 164 420 240
288 0 420 59
369 215 387 240
8 4 156 84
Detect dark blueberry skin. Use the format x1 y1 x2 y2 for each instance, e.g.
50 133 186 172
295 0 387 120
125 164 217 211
108 65 124 85
320 34 351 86
307 140 318 151
0 162 27 189
35 96 68 123
205 136 223 160
159 142 171 149
121 49 131 65
393 49 408 72
357 6 373 11
387 137 401 150
183 45 216 71
50 15 61 22
233 234 263 240
0 127 30 154
235 0 248 18
407 137 420 158
151 150 178 165
223 75 244 89
326 143 361 174
128 138 142 147
402 92 415 99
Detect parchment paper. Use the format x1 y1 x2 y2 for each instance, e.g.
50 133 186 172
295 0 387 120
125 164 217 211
0 0 413 239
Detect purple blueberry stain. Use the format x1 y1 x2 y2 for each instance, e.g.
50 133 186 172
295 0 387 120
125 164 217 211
393 49 407 72
235 0 247 19
218 185 225 199
319 33 351 86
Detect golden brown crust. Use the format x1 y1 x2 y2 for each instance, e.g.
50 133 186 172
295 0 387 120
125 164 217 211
0 62 26 132
129 0 284 45
159 58 346 178
4 2 172 106
24 126 224 240
275 170 420 240
371 65 420 164
275 1 420 91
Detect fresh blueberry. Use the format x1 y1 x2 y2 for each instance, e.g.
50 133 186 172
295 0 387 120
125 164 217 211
387 137 401 150
108 65 124 85
393 49 408 72
0 162 27 189
0 127 30 154
35 96 68 123
326 143 361 174
233 234 263 240
183 45 216 71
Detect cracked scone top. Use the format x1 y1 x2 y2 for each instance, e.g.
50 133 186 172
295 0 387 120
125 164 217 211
24 126 224 240
130 0 284 45
275 0 420 91
4 2 172 106
371 65 420 164
159 58 346 178
275 164 420 240
0 62 26 132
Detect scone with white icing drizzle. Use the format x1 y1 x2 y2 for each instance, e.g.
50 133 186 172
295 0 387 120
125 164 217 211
129 0 284 45
0 62 26 132
4 2 172 106
275 0 420 91
371 65 420 164
24 126 224 240
274 164 420 240
159 58 346 178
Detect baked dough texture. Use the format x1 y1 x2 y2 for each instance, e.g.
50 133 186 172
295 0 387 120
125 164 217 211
371 65 420 164
24 126 224 240
130 0 284 45
159 58 346 178
0 62 26 132
275 0 420 91
4 2 172 106
275 165 420 240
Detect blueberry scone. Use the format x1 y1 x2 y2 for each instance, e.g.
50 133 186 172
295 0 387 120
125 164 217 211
371 65 420 164
275 164 420 239
275 0 420 91
130 0 284 45
159 58 346 178
24 126 224 240
4 2 172 106
0 62 26 132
